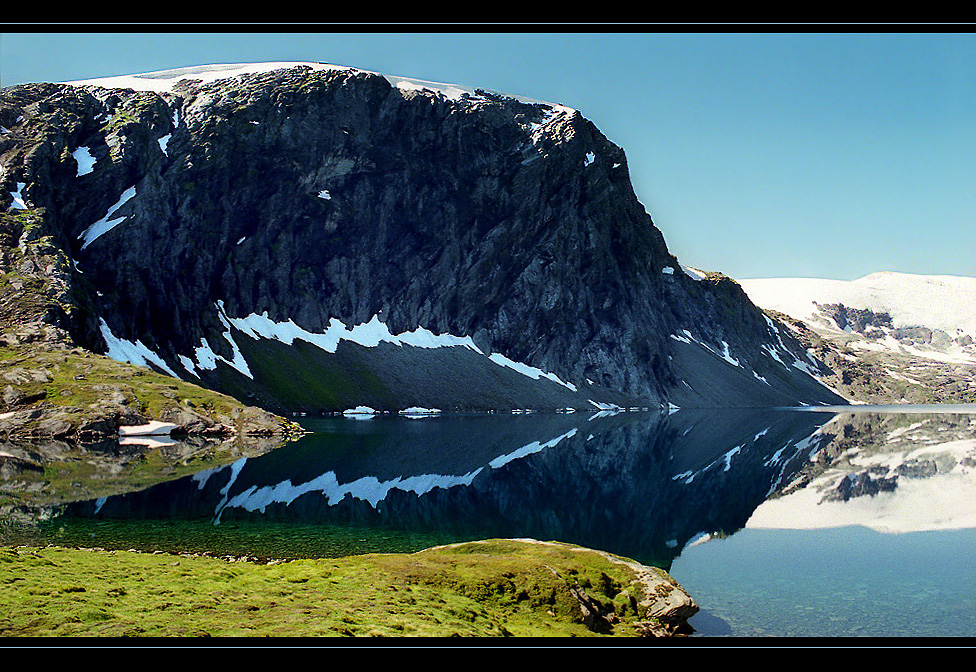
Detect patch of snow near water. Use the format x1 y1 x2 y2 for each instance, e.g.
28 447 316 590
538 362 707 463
342 406 379 417
118 420 179 436
179 305 578 392
399 407 441 418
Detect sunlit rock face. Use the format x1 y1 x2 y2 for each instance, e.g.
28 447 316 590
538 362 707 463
740 273 976 404
0 63 842 413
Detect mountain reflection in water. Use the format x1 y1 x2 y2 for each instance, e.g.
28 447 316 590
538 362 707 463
59 408 838 568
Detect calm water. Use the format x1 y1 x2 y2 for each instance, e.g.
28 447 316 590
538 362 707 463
8 405 976 638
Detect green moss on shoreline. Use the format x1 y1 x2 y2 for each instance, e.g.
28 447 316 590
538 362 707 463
0 539 696 638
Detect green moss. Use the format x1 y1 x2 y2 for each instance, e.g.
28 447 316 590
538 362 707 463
101 110 138 133
0 540 678 637
0 345 255 420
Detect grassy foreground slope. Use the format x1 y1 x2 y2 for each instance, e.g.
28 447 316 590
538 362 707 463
0 539 697 638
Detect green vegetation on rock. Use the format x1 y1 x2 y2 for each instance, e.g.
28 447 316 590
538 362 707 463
0 539 697 638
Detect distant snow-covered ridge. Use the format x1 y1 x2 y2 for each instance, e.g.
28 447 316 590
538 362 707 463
61 61 575 113
739 272 976 337
739 271 976 365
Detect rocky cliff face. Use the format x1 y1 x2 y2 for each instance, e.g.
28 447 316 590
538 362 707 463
0 63 843 413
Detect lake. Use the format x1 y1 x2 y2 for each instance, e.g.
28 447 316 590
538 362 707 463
6 404 975 638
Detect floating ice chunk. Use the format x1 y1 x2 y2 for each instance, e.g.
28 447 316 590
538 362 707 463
318 190 331 200
73 146 96 176
343 406 379 416
584 151 595 166
157 134 171 155
398 407 441 418
662 266 674 275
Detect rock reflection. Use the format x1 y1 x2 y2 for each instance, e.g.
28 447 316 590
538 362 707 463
746 410 976 533
62 409 837 567
0 434 292 527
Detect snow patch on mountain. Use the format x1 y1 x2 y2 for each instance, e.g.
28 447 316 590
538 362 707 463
7 182 28 210
99 318 179 378
79 185 136 250
116 303 578 393
72 146 96 176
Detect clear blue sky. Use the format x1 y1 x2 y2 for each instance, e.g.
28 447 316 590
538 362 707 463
2 29 974 281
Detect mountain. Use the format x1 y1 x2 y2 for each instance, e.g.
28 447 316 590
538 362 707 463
740 272 976 403
0 62 843 417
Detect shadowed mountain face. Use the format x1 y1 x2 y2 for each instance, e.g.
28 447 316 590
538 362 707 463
0 64 842 412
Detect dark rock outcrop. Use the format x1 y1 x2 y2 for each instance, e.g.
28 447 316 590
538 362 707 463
1 64 844 412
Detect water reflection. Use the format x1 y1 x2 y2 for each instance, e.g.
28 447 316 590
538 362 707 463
746 408 976 534
58 408 839 568
0 433 291 526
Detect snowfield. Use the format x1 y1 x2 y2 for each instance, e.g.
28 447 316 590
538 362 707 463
740 272 976 366
62 61 574 112
739 272 976 338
